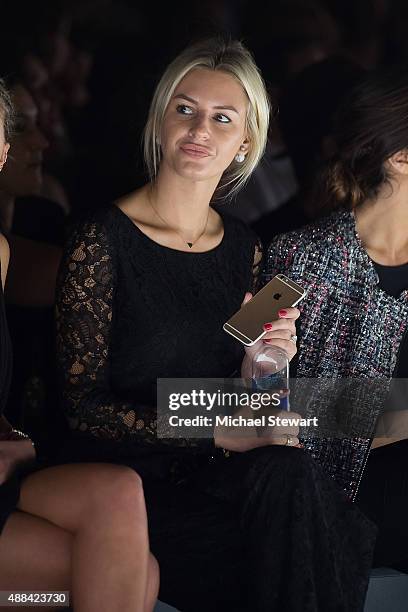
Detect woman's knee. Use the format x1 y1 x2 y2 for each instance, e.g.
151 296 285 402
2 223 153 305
19 463 146 534
80 464 146 520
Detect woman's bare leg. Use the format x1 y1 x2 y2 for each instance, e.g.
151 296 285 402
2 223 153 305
0 509 71 611
0 514 158 612
146 553 160 611
16 463 155 612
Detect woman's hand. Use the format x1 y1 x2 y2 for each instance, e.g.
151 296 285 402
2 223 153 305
214 405 301 452
240 292 300 378
258 408 300 447
0 440 36 485
372 409 408 449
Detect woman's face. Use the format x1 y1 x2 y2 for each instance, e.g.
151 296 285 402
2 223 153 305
0 84 48 197
159 68 250 183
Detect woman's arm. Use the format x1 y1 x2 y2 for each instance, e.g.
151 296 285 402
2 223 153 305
0 233 10 290
371 409 408 448
55 218 207 448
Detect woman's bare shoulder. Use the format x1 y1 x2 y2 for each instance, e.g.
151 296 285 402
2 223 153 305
0 233 10 289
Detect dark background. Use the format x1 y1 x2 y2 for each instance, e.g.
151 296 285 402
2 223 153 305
2 0 407 448
1 0 406 215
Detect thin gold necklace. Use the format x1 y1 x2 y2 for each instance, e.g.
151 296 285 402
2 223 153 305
148 188 210 249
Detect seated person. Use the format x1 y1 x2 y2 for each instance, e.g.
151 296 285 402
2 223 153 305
265 67 408 571
0 77 158 612
55 37 376 611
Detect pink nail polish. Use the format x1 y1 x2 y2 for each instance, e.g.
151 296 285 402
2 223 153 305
264 323 273 330
279 309 287 317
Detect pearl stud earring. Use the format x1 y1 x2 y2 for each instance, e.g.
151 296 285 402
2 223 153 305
235 145 246 163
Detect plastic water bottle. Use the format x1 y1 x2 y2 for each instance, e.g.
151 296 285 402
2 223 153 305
251 345 290 410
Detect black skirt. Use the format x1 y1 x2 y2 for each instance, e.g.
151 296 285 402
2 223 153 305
54 439 377 612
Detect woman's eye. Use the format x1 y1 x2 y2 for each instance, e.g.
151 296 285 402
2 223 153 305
215 113 231 123
176 104 194 115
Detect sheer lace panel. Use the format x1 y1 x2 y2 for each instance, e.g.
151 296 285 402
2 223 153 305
55 220 200 447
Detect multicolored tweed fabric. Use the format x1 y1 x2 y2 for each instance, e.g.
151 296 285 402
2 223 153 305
264 208 408 499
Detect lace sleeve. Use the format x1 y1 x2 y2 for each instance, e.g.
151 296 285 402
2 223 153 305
55 219 200 447
251 237 263 295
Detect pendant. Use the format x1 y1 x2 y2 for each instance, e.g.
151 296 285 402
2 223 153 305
187 242 193 249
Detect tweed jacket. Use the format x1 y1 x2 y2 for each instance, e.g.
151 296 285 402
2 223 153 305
264 208 408 499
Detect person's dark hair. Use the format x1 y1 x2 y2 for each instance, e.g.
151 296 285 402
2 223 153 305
0 78 14 142
319 67 408 210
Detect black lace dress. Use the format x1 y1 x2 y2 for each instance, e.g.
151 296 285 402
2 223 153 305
55 205 376 612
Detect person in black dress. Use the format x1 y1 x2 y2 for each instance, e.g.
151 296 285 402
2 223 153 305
0 80 158 612
55 38 376 612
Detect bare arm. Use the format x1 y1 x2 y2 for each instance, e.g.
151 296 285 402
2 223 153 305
0 233 10 290
371 409 408 449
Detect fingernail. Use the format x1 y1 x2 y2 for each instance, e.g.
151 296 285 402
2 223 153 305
263 339 272 343
279 309 287 317
263 323 273 330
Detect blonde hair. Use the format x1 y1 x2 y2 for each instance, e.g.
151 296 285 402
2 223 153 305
143 38 271 199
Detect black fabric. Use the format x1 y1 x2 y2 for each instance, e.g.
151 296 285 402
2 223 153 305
373 260 408 378
146 446 375 612
52 205 377 610
0 255 11 416
55 205 258 452
0 251 17 533
373 261 408 299
5 196 66 449
53 439 376 612
356 263 408 570
356 439 408 571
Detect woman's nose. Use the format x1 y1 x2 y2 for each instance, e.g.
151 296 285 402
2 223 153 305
188 114 210 140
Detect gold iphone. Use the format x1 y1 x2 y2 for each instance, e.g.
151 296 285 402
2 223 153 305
223 274 305 346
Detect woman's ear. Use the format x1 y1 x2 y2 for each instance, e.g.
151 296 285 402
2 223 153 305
240 137 250 155
388 149 408 175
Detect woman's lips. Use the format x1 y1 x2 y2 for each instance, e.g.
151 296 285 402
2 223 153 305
180 145 211 158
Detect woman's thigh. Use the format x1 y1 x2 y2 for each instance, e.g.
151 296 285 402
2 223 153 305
0 509 71 591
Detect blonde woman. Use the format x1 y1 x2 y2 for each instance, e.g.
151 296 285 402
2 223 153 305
55 39 376 611
0 80 158 612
